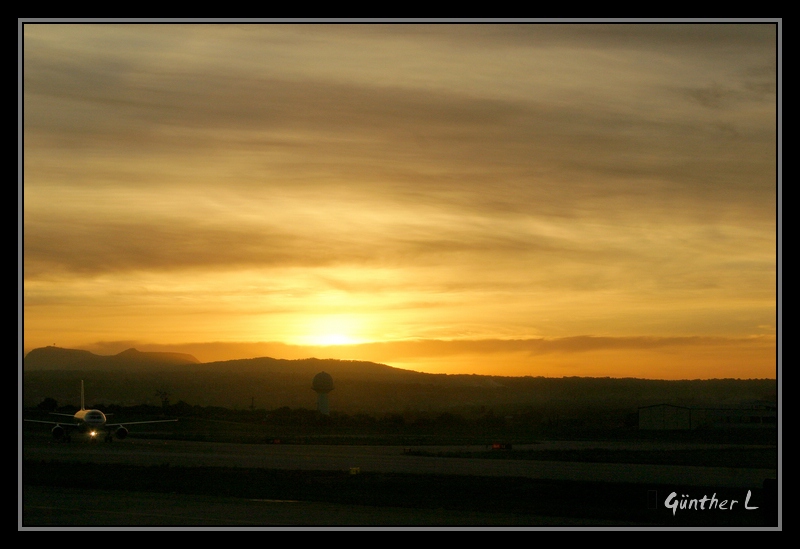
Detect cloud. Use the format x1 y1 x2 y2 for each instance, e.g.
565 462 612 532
336 335 776 360
139 335 776 361
22 23 778 378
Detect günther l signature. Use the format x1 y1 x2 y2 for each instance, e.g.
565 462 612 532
664 490 759 516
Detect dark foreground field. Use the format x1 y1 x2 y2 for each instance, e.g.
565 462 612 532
22 459 777 528
21 407 779 528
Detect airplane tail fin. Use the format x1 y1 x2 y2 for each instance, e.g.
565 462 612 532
80 380 85 411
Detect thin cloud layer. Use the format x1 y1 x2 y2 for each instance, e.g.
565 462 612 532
22 22 778 378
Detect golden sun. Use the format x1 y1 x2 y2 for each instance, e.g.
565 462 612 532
297 315 366 347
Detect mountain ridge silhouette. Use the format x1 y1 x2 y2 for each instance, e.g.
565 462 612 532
22 346 776 414
23 346 201 370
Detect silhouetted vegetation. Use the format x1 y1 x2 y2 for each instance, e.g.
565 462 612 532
36 397 58 412
23 355 777 416
24 395 777 447
23 356 777 447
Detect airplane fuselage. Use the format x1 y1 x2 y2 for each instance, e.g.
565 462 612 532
75 409 107 427
72 409 108 439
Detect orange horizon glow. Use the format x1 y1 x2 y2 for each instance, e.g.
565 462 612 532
22 334 777 381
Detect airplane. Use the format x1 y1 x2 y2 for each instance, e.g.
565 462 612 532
24 380 178 442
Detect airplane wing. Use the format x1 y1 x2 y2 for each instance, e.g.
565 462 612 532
105 419 178 427
24 419 80 427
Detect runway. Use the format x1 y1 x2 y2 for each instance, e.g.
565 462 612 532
23 485 643 528
22 434 776 488
20 433 780 528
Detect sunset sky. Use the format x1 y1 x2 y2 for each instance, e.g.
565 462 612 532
21 21 779 379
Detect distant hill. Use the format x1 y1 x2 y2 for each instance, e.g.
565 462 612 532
22 347 777 415
195 356 433 381
23 346 201 371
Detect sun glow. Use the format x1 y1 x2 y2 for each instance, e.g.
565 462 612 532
311 333 359 346
296 315 368 347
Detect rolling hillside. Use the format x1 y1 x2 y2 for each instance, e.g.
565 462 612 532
22 346 777 416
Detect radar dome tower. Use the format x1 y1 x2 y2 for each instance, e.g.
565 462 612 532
312 371 334 415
